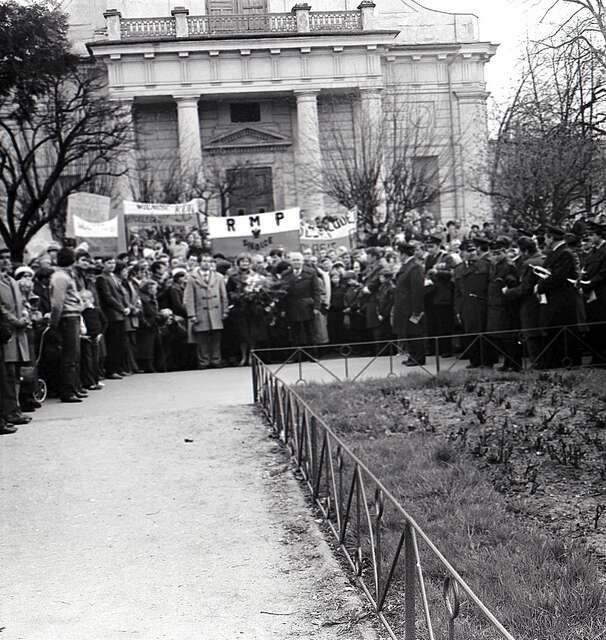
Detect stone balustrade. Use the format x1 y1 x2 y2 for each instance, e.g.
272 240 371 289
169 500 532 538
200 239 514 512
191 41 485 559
103 2 375 41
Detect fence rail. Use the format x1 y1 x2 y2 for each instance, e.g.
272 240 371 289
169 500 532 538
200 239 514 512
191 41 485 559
252 355 517 640
253 320 606 385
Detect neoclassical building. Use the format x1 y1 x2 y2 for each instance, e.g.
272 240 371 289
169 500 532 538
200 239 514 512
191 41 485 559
67 0 497 225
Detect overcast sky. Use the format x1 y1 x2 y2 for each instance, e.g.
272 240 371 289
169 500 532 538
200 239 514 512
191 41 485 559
422 0 569 105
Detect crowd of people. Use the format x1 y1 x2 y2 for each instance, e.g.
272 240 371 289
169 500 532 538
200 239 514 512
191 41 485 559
2 214 606 434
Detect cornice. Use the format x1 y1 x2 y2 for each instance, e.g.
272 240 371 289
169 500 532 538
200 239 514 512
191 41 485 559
87 31 399 57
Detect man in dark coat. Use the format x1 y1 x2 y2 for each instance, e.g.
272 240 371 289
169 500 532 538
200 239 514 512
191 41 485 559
392 242 426 366
486 237 520 370
581 222 606 363
283 252 322 348
454 239 491 367
0 302 18 433
96 256 129 379
424 236 455 357
361 247 386 342
536 225 580 368
503 237 544 367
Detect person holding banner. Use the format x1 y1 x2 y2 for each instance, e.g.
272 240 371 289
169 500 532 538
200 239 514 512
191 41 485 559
184 255 229 370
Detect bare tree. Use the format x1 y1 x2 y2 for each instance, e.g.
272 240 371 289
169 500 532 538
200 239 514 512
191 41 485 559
309 92 452 235
0 62 133 260
479 37 606 229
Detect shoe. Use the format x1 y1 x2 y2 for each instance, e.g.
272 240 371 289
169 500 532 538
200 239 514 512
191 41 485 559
60 395 83 403
106 373 123 380
7 414 32 425
21 404 38 413
75 391 88 399
0 423 18 434
119 371 132 377
87 384 104 391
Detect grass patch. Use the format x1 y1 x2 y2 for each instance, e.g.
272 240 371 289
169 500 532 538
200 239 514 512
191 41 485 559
298 369 606 640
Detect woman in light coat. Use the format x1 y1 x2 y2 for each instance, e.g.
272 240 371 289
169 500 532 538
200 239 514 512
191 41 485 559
184 255 228 369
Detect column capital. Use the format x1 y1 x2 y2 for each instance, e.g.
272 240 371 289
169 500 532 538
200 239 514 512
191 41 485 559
294 89 321 100
175 95 200 106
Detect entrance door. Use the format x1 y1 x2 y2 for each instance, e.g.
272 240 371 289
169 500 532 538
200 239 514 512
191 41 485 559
227 167 274 216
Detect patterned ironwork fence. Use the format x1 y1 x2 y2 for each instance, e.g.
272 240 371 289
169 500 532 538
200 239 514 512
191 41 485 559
252 356 517 640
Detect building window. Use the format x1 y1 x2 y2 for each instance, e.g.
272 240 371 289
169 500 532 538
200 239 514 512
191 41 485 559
230 102 261 123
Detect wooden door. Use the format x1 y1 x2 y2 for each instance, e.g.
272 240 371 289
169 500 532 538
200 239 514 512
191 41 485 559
227 167 274 216
237 0 267 12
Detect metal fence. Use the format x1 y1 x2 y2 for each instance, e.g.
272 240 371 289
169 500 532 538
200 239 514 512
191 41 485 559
252 320 606 385
252 355 517 640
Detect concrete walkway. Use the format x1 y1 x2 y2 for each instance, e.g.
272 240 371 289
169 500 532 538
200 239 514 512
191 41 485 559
1 369 378 640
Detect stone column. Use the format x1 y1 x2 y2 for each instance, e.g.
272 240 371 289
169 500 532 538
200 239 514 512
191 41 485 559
455 90 492 226
358 87 386 223
176 96 203 176
295 90 324 220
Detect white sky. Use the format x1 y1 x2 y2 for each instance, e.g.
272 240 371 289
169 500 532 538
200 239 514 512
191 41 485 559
421 0 569 105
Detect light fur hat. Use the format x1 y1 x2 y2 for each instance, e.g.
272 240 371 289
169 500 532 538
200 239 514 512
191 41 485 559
172 267 187 278
14 265 35 279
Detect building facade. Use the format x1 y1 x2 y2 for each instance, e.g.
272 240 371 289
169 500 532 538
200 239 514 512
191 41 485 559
70 0 497 225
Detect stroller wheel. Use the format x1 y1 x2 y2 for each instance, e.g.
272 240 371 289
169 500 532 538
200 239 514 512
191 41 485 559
33 379 48 403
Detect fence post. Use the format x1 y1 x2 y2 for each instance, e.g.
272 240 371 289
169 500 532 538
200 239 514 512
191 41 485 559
104 9 122 40
252 356 258 403
434 337 441 376
404 523 416 640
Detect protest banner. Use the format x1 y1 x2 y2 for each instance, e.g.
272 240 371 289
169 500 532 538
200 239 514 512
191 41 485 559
25 224 54 260
122 199 205 249
73 214 120 256
207 208 301 257
66 192 112 236
300 210 357 254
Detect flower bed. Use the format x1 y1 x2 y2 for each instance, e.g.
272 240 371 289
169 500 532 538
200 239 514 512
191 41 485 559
298 369 606 640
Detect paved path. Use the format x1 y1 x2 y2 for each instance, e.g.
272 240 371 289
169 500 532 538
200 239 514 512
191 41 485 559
1 369 378 640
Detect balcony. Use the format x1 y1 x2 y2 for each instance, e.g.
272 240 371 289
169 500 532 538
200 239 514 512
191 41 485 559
102 3 377 42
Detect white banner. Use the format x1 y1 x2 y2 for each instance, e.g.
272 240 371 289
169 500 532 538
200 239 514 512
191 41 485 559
123 199 205 217
67 192 112 236
73 215 119 238
207 208 301 256
207 208 300 239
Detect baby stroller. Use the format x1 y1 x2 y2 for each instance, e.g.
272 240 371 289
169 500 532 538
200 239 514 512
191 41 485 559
20 323 51 404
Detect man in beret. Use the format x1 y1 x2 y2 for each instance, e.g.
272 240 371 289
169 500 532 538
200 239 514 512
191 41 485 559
582 222 606 363
536 225 580 367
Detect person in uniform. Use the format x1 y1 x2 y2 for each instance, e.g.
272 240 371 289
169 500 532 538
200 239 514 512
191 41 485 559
392 242 426 366
486 237 520 370
454 238 491 368
535 225 580 368
502 237 544 368
581 221 606 364
424 236 455 357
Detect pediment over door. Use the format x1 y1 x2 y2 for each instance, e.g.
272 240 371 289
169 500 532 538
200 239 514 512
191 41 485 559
203 126 292 153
